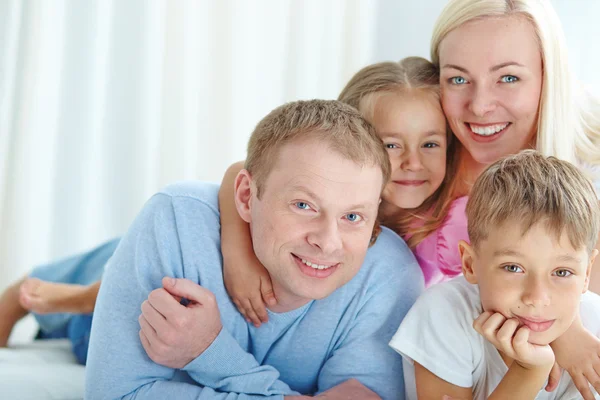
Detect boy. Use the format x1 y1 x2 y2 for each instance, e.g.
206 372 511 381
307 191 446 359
390 150 600 400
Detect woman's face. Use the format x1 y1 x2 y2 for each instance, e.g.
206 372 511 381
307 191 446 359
438 15 543 166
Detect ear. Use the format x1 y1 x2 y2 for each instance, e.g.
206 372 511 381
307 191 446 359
459 240 477 284
583 248 598 293
233 169 254 223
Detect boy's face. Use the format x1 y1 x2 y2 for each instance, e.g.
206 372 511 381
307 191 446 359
461 220 597 345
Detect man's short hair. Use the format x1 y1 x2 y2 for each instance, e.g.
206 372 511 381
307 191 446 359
466 150 600 253
245 99 391 198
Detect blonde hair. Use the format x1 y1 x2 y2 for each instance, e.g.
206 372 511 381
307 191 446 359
338 57 461 248
245 99 391 198
431 0 600 167
466 150 600 253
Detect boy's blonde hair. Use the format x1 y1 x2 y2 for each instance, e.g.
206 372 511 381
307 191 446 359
431 0 600 166
245 99 391 199
466 150 600 253
338 57 460 248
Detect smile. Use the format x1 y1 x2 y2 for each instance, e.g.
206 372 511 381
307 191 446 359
292 254 339 278
516 316 555 333
394 180 426 187
468 122 510 137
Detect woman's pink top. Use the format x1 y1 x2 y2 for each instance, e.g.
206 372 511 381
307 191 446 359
411 196 469 288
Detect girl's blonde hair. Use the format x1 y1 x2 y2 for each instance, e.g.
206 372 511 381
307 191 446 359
431 0 600 166
338 57 461 248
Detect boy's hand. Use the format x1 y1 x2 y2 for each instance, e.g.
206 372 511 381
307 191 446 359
473 311 555 369
223 254 276 327
551 320 600 400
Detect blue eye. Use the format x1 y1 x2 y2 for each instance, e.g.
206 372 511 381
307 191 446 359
500 75 518 83
504 264 523 273
423 142 439 149
295 202 311 210
345 213 362 223
385 143 399 149
450 76 467 85
554 269 573 278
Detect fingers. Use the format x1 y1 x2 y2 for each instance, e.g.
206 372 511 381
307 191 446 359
242 298 262 327
571 374 596 400
141 299 168 332
162 277 213 304
586 360 600 397
147 288 183 318
249 296 269 326
511 325 531 355
260 276 277 307
545 362 561 392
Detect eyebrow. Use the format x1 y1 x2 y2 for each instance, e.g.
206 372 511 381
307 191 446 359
555 254 582 264
442 61 525 74
492 249 524 258
288 184 370 211
379 130 445 139
493 248 582 264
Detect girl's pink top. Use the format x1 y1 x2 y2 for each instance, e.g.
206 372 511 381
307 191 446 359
411 196 469 288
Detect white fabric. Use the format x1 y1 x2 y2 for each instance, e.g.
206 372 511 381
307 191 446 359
0 340 84 400
0 0 379 289
390 276 600 400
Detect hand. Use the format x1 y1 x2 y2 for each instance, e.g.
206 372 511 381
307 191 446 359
473 311 555 370
314 379 381 400
223 253 276 327
545 362 562 392
551 320 600 400
138 277 222 369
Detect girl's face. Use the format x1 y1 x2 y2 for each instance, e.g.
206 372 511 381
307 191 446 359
438 15 543 166
370 90 447 210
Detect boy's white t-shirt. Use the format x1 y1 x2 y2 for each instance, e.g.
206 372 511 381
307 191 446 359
390 276 600 400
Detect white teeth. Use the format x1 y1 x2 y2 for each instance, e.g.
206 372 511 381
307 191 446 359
301 258 331 270
469 123 509 136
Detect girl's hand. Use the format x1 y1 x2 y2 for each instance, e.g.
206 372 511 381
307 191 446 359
223 254 276 327
551 320 600 400
473 311 555 369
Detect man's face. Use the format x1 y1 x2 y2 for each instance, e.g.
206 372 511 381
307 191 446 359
242 138 383 311
462 220 596 345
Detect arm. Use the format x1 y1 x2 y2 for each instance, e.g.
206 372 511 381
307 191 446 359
414 363 472 400
84 191 295 399
219 161 275 326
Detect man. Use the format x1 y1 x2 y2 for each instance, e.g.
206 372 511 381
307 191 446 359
85 100 423 399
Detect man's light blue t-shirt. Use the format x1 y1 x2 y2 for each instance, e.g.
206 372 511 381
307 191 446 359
85 182 423 399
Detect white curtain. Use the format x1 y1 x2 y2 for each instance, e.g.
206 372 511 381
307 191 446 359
0 0 378 288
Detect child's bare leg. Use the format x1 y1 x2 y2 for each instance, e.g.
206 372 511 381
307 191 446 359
0 278 29 347
19 279 101 314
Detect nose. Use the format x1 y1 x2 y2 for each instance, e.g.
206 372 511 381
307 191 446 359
522 277 551 308
400 148 424 172
468 84 496 117
307 217 343 255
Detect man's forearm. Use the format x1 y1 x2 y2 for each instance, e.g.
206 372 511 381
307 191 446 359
488 362 551 400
